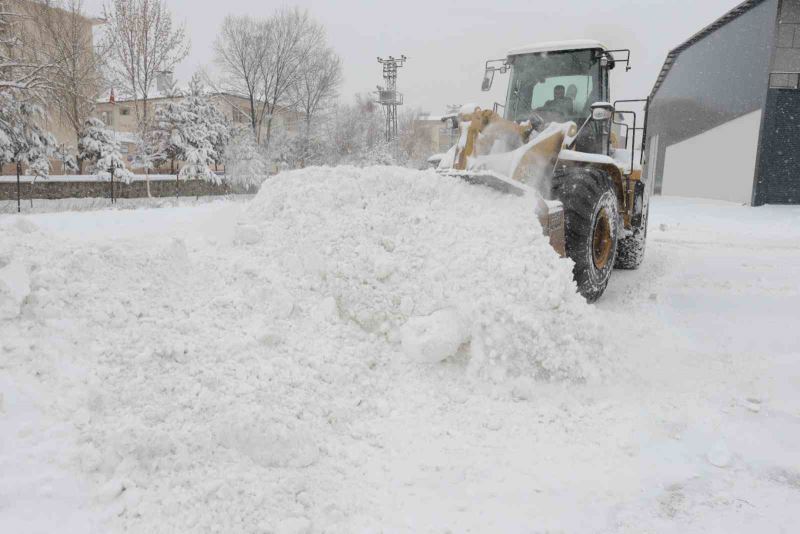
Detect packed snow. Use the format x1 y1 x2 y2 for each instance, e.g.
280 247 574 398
1 167 800 533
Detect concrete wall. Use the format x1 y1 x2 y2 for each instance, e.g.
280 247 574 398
0 179 255 202
662 110 763 203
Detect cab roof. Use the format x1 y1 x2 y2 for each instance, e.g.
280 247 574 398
507 40 608 57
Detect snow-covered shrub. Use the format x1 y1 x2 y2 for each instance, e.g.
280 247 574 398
224 128 269 189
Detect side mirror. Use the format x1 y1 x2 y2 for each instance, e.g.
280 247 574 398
591 102 614 121
481 71 494 91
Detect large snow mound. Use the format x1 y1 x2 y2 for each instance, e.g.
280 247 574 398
241 165 609 381
0 166 612 532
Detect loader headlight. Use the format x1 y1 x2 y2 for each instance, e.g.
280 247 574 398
591 102 614 121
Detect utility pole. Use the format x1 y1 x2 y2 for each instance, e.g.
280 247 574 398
376 55 407 142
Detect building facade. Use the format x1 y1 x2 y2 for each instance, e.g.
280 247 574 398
646 0 800 205
1 0 102 175
413 114 460 158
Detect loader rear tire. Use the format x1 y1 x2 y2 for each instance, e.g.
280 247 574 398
552 168 620 303
615 205 649 270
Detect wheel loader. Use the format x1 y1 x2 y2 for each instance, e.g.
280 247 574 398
436 40 650 302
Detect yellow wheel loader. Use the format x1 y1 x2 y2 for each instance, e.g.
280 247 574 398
436 40 649 302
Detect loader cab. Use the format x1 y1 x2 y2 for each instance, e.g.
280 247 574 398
485 40 619 155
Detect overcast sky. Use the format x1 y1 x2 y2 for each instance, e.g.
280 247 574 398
85 0 745 113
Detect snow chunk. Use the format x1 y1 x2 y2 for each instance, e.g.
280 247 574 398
14 217 39 234
401 309 468 363
0 261 30 319
707 441 733 468
234 224 262 245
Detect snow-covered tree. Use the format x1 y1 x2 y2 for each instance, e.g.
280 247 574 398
25 132 55 178
318 94 392 166
150 101 185 172
0 93 55 176
55 144 80 173
149 77 228 182
102 0 189 194
183 74 230 168
96 142 134 184
76 117 132 182
224 127 269 189
179 142 217 183
25 0 106 164
78 117 114 167
0 91 55 210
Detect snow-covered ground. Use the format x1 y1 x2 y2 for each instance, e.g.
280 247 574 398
1 167 799 533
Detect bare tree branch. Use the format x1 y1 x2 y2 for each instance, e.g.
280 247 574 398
0 2 55 98
102 0 189 136
212 15 266 141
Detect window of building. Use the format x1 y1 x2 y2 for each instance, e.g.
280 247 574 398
769 72 800 89
120 107 131 116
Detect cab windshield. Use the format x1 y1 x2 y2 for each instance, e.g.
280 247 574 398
505 49 602 122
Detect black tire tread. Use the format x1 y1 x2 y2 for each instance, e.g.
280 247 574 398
552 167 619 302
615 206 648 270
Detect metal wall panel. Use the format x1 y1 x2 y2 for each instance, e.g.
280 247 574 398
647 0 778 194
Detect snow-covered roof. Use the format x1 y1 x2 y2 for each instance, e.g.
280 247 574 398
507 40 608 57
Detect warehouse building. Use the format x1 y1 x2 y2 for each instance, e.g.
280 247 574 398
646 0 800 205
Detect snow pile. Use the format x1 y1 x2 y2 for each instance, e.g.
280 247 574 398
240 165 609 381
0 166 611 532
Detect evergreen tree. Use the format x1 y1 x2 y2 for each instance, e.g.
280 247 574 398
183 74 230 168
0 93 55 177
149 75 229 182
77 117 132 181
225 127 269 189
150 101 187 173
78 117 115 168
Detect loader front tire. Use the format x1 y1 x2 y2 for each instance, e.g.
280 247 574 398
552 168 619 303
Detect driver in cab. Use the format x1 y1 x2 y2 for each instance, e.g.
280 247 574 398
540 85 574 116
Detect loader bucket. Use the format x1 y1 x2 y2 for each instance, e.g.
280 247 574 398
434 110 575 258
438 169 566 257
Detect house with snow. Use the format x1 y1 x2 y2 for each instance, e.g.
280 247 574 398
646 0 800 205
